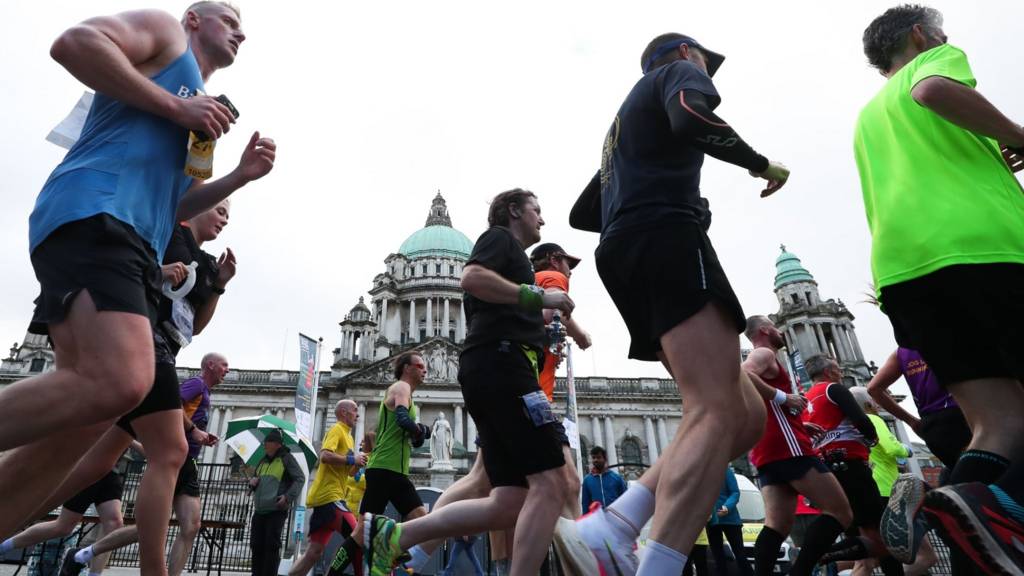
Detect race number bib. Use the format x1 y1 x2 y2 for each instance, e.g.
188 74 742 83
521 390 557 427
163 299 196 348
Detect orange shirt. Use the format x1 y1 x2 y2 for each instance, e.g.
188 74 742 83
535 270 570 401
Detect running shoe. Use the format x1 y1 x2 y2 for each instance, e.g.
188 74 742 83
880 473 928 563
58 547 85 576
552 516 600 575
364 514 404 576
922 483 1024 576
575 502 639 576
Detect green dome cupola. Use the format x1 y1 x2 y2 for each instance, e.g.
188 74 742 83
397 193 474 259
774 245 815 290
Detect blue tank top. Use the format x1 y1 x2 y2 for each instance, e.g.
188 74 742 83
29 48 205 262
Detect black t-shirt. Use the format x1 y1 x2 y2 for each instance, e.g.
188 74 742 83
462 227 545 352
157 224 219 358
600 60 720 239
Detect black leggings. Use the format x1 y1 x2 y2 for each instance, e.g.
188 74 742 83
707 524 753 576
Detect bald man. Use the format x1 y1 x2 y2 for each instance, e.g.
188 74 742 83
289 399 367 576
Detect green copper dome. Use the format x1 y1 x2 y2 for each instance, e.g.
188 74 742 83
774 245 815 289
399 225 473 259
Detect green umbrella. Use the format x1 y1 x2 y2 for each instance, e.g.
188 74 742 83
223 414 318 469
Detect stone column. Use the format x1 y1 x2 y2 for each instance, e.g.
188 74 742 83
847 324 865 360
313 408 325 442
603 417 618 465
203 408 222 464
786 327 798 353
644 416 659 464
356 403 366 446
814 324 828 356
656 417 670 451
456 301 466 342
591 416 603 448
454 405 464 447
381 298 389 336
276 408 285 420
443 299 451 340
426 298 434 337
467 415 478 452
408 300 417 341
831 323 850 362
215 407 234 463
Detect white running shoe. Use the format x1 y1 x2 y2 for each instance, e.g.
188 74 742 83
553 516 600 575
575 503 639 576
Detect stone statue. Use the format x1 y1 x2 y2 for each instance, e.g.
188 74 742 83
430 411 453 467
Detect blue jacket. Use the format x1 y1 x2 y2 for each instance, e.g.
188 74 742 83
708 468 742 526
582 469 628 510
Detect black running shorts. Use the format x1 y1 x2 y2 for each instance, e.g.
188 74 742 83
63 470 124 514
595 224 745 361
359 468 424 518
832 459 884 529
116 361 183 436
174 457 201 498
459 342 567 487
29 214 161 334
756 456 830 488
918 407 972 470
880 263 1024 385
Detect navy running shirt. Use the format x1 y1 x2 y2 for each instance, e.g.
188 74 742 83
600 59 720 239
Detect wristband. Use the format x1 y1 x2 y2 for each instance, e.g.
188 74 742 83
772 389 787 405
518 284 544 312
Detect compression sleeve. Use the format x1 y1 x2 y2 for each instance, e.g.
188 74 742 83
826 384 879 444
666 89 770 173
393 406 421 436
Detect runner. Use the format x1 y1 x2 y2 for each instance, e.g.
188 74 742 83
59 351 230 576
565 32 786 575
742 317 854 576
0 467 126 576
795 357 902 576
855 6 1024 572
288 400 366 576
354 189 576 576
0 2 274 545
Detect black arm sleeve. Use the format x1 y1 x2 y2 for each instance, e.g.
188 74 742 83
393 406 421 436
826 384 879 443
666 89 770 173
569 171 602 233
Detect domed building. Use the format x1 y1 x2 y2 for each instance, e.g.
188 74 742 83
332 192 473 374
769 245 873 387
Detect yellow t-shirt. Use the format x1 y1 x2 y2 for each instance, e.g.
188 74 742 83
306 422 355 508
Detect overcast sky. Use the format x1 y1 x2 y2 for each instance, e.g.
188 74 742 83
2 1 1021 416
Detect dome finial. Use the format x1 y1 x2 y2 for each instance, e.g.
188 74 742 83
425 192 452 227
780 243 786 253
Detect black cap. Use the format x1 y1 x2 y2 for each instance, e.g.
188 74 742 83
530 243 581 269
643 34 726 77
264 429 284 443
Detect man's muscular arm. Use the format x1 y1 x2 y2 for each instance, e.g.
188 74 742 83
743 349 806 411
461 264 574 315
50 10 233 136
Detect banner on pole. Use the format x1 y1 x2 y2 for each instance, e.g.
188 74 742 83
790 350 812 392
295 333 318 441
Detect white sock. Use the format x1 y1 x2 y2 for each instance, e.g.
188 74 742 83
406 545 430 570
0 538 14 553
606 483 655 539
637 540 687 576
74 545 95 564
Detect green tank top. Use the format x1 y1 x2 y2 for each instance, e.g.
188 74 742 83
367 399 417 475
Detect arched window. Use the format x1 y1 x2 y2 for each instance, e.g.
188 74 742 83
620 437 642 466
579 435 591 471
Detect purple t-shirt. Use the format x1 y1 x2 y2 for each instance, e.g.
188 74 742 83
180 376 211 459
897 347 957 415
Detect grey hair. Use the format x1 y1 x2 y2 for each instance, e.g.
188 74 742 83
804 354 837 381
863 4 943 72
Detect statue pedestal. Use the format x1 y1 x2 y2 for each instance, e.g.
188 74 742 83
429 468 455 490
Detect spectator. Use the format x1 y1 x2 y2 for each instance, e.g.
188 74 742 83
248 429 304 576
581 446 628 511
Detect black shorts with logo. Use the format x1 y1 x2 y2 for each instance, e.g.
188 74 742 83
175 457 201 498
29 214 161 334
459 342 566 487
359 468 423 518
919 406 972 470
63 470 124 514
116 360 183 437
595 224 745 361
756 456 830 488
880 263 1024 386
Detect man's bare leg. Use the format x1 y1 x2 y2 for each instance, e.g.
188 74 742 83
90 499 126 574
289 541 327 576
0 291 153 449
559 445 581 519
946 378 1024 469
168 492 202 576
132 408 188 575
4 509 83 551
506 467 569 575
